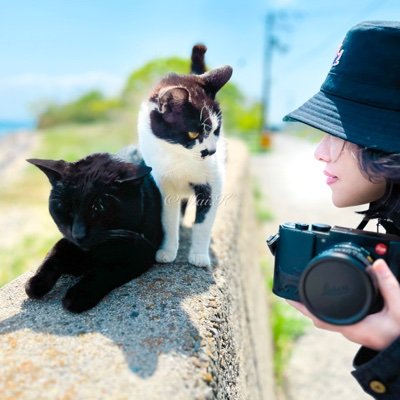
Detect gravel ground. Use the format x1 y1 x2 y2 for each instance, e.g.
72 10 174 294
251 132 370 400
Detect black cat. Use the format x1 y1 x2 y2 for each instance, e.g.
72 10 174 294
25 151 163 313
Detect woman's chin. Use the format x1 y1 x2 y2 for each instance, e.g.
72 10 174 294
331 195 356 208
332 195 369 208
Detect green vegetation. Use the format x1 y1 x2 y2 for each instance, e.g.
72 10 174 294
38 90 122 129
253 183 308 387
37 117 136 160
122 57 190 100
0 235 56 286
266 270 309 385
253 182 274 222
37 55 263 141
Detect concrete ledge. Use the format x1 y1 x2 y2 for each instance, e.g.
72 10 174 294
0 139 274 400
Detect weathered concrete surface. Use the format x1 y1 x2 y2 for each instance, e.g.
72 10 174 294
0 139 274 400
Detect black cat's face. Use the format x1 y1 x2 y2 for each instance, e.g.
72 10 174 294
148 66 232 158
28 154 152 250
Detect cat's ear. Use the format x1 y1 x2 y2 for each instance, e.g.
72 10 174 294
115 164 152 185
158 86 190 114
27 158 67 185
201 65 233 96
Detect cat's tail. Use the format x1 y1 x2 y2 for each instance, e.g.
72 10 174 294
191 44 207 75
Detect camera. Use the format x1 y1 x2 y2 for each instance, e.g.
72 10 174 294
267 222 400 325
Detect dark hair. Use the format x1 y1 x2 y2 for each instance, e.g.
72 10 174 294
356 147 400 225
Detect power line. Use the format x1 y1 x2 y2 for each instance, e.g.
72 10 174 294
275 0 388 80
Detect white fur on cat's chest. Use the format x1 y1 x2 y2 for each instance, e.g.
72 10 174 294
141 136 223 195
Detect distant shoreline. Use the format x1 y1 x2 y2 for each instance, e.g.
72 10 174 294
0 120 36 138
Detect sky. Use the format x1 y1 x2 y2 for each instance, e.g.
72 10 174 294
1 0 400 126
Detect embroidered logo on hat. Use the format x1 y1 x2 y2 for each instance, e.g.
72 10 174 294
332 44 344 66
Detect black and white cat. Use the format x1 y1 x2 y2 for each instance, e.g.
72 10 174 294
25 152 162 313
138 45 232 267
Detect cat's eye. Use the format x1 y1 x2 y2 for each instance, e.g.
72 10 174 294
91 200 105 217
188 131 199 140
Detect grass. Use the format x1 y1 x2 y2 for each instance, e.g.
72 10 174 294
0 234 56 287
253 182 274 222
1 114 138 203
35 113 137 160
265 267 310 385
253 181 309 388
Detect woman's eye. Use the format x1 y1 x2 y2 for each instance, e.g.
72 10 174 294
188 131 199 140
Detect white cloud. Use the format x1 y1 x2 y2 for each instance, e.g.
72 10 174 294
0 72 125 96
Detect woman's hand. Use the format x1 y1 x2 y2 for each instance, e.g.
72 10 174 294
288 259 400 350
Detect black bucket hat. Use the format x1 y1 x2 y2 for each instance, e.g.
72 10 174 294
284 21 400 153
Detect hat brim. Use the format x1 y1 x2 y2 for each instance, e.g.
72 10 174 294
283 91 400 153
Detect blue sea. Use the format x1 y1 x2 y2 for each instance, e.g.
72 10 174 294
0 120 36 138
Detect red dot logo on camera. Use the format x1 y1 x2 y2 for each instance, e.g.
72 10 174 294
375 243 388 256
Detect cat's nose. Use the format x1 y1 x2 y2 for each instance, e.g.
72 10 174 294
208 149 216 156
200 149 216 158
72 221 87 241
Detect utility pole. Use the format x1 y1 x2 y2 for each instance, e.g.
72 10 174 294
261 13 275 135
260 11 292 149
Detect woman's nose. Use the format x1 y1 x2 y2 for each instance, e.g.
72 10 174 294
314 135 330 162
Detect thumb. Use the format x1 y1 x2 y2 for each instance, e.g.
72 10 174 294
372 259 400 307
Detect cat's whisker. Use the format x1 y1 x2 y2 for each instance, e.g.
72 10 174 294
202 115 211 126
104 193 121 203
200 104 206 122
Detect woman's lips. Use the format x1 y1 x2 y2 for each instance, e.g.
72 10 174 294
324 170 338 185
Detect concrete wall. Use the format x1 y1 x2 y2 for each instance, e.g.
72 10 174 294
0 139 275 400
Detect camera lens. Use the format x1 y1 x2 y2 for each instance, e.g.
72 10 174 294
299 242 378 325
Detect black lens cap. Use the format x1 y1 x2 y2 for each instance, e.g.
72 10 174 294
299 252 377 325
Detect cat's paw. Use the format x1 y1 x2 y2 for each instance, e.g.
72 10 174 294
25 275 54 299
156 248 177 264
188 252 211 268
62 286 101 313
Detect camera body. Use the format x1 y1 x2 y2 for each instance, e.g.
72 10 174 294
267 222 400 325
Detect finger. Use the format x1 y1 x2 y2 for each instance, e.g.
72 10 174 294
286 300 343 332
372 259 400 306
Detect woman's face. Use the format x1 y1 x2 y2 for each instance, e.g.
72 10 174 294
314 134 386 207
